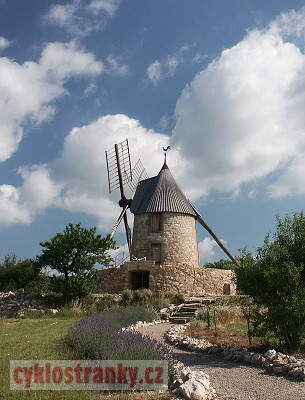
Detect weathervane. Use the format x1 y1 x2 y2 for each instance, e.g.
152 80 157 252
163 145 171 163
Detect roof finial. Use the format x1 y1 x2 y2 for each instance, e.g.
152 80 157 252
162 146 171 164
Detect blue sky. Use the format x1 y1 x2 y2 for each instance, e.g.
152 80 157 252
1 0 305 264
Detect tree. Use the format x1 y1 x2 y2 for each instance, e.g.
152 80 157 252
36 223 116 302
0 255 49 293
235 212 305 348
203 259 234 270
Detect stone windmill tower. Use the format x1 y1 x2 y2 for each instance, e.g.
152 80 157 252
130 158 200 270
101 140 236 294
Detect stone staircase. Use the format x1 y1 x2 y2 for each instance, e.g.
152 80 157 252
169 297 215 324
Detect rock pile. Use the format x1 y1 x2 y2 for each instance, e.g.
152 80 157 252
170 361 217 400
166 325 305 381
0 290 46 317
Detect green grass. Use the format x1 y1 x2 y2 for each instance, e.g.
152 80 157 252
226 322 248 333
0 317 171 400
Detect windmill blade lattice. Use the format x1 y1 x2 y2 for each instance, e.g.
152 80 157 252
105 139 132 194
106 139 133 255
128 159 149 196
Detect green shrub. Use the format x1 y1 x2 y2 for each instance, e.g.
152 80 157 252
133 288 153 304
96 294 118 311
236 212 305 348
121 289 134 306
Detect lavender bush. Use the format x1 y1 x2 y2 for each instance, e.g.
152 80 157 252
66 306 171 360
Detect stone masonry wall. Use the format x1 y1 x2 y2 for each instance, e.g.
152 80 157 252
132 212 199 270
95 261 236 296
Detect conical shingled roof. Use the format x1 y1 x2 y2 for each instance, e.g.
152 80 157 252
130 162 197 216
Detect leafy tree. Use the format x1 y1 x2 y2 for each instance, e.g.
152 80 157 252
0 255 48 293
203 259 234 270
36 223 116 302
235 212 305 348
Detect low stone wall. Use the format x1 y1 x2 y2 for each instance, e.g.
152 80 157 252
95 261 236 296
166 325 305 381
0 290 47 317
130 320 217 400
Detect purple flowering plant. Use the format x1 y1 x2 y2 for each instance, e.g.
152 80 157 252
66 306 172 360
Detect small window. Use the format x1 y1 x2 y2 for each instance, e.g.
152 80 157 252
130 271 150 290
151 213 161 232
151 243 161 264
223 283 231 295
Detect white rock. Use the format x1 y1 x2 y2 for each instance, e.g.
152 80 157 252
264 349 277 361
176 377 209 400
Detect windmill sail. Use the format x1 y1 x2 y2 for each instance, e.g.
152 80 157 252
190 203 238 265
106 139 132 255
105 140 148 258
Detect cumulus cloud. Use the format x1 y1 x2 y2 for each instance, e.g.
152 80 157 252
172 7 305 200
18 165 63 212
44 0 120 36
198 237 226 263
0 166 63 225
268 153 305 197
0 41 102 162
0 185 30 225
1 114 170 227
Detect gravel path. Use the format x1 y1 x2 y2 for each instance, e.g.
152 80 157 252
138 323 305 400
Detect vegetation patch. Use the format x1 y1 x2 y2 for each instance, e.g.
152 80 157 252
236 212 305 349
66 306 172 360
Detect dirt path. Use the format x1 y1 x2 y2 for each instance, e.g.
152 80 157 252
138 323 305 400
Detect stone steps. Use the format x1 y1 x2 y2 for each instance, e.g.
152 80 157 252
168 316 193 324
169 298 216 324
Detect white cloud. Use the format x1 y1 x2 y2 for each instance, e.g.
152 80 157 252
0 41 102 162
107 244 130 265
172 8 305 200
50 114 171 230
0 37 12 51
0 114 176 229
45 1 78 29
0 185 30 225
89 0 120 16
192 52 208 64
39 41 102 81
18 165 63 212
146 45 192 85
44 0 120 36
0 166 63 226
268 153 305 197
198 237 226 264
106 55 130 76
146 61 162 86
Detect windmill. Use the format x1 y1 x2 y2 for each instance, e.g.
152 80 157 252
106 139 237 266
105 139 148 257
